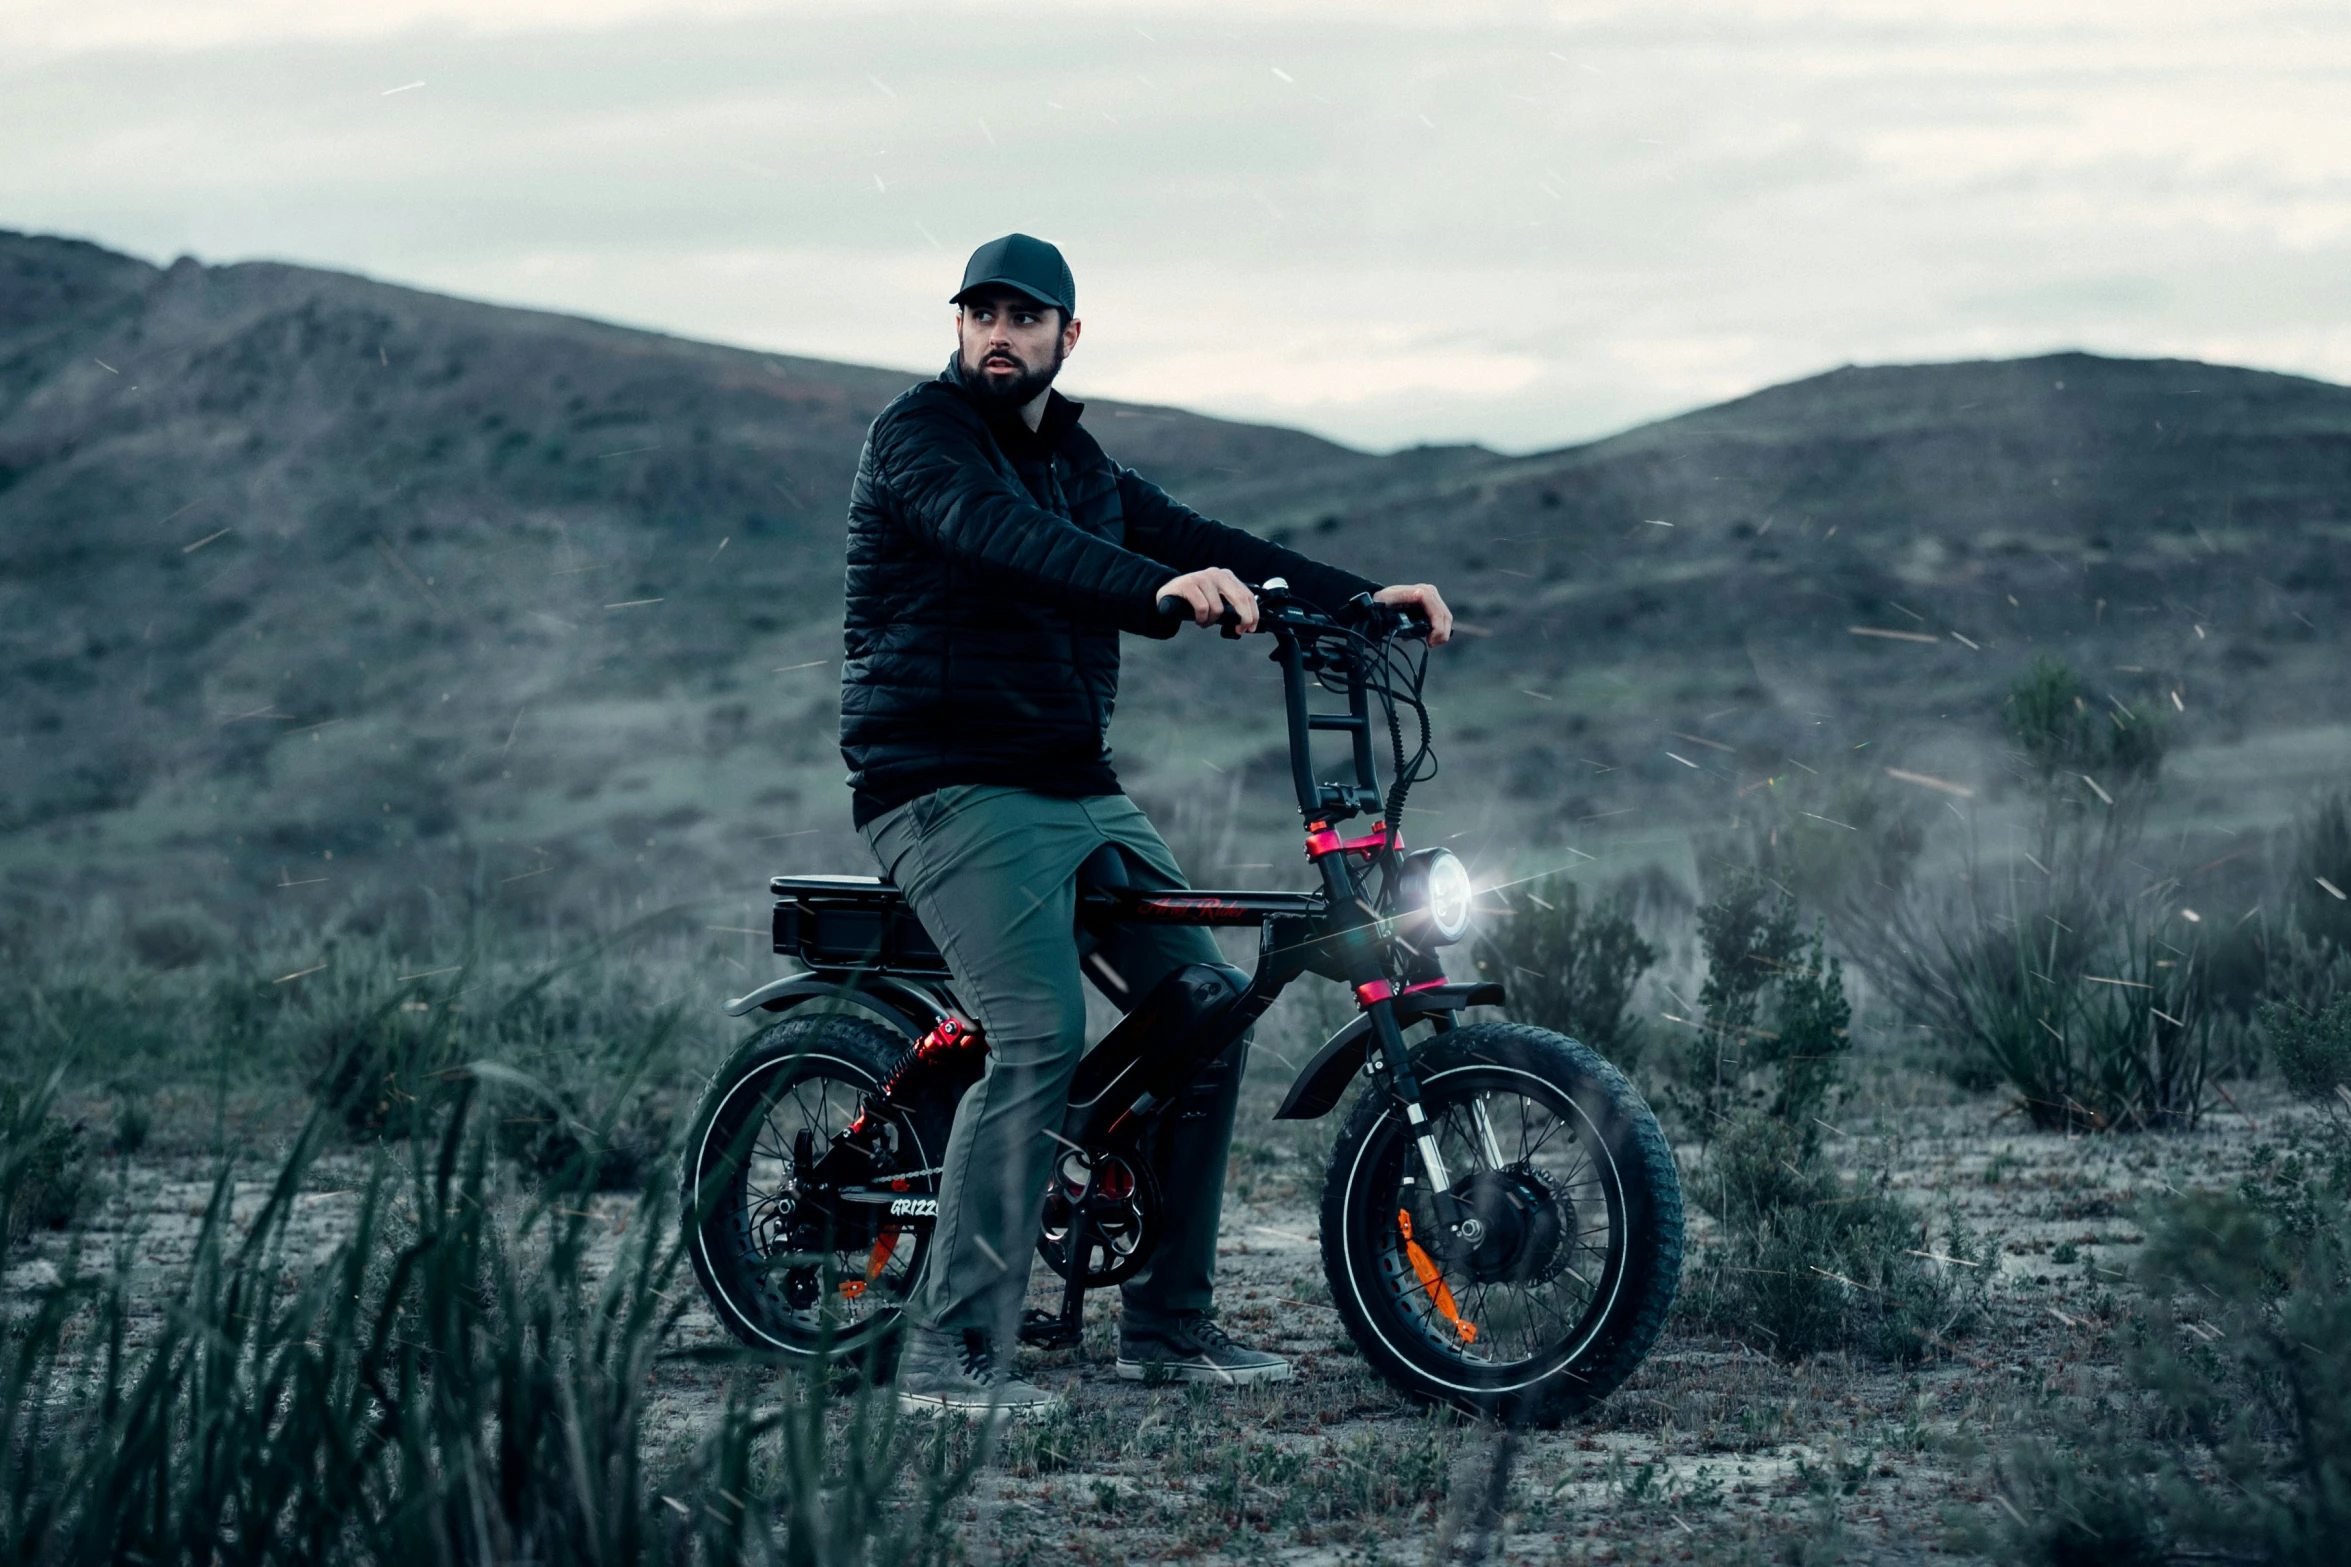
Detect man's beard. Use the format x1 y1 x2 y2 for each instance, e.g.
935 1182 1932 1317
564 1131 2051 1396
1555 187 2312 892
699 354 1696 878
959 342 1064 409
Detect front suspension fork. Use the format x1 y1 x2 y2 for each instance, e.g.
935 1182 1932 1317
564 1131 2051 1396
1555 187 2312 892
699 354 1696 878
1357 992 1484 1246
1356 996 1447 1183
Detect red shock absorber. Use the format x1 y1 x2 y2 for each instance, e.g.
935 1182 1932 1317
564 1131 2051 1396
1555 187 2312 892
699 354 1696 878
848 1015 987 1139
887 1014 983 1095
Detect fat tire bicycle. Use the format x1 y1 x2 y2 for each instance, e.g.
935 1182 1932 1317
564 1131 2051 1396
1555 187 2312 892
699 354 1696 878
680 582 1682 1424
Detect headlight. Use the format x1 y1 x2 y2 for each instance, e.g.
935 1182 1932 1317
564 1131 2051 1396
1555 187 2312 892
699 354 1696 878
1399 848 1475 945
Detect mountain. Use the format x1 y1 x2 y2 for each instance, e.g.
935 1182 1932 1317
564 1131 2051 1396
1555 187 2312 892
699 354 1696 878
1 229 2344 924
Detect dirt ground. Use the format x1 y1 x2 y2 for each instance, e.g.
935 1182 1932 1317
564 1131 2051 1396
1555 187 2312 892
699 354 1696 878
3 1064 2288 1566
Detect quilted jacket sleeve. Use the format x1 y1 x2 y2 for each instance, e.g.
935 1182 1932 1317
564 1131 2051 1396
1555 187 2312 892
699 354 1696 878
1116 467 1381 617
873 396 1176 635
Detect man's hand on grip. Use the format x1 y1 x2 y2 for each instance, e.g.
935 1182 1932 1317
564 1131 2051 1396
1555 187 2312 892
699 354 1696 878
1154 568 1259 634
1373 583 1453 645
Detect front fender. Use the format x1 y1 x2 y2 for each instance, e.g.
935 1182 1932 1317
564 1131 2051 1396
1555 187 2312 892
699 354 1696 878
1271 981 1503 1120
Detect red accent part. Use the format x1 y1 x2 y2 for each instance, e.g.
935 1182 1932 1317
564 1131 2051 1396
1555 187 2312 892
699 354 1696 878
1305 819 1392 861
1397 978 1451 999
1355 979 1396 1006
870 1014 986 1107
918 1015 968 1053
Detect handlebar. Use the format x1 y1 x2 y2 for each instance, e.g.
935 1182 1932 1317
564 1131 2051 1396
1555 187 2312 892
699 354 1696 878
1151 581 1430 643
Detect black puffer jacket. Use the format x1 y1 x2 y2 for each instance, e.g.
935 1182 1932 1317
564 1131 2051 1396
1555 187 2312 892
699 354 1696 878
840 361 1378 826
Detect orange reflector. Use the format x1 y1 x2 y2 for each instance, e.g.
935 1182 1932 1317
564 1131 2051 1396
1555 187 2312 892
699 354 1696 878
841 1228 901 1298
1397 1208 1477 1344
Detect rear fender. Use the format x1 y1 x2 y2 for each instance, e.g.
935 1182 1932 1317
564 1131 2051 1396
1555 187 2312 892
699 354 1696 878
721 971 957 1041
1271 981 1503 1120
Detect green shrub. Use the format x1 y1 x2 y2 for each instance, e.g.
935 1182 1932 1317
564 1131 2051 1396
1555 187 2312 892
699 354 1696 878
2269 923 2351 1021
125 909 228 970
2291 787 2351 956
297 932 696 1151
2260 993 2351 1104
0 1080 87 1243
1476 874 1657 1065
1940 896 2210 1131
107 1093 149 1156
309 992 467 1135
2004 654 2167 801
1996 656 2170 917
1991 1159 2351 1567
0 902 714 1132
1677 877 1990 1361
1984 1432 2169 1567
484 1040 678 1192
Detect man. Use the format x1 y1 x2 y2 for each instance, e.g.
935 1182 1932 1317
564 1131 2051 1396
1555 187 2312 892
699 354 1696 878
842 232 1451 1417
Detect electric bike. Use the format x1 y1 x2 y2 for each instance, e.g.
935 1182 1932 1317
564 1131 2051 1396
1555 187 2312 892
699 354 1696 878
680 582 1683 1423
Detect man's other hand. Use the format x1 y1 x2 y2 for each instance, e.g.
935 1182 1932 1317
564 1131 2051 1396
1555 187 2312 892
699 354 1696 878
1155 568 1259 633
1374 583 1453 645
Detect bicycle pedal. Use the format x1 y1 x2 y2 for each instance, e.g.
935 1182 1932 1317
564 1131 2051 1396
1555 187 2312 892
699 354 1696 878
1017 1308 1083 1348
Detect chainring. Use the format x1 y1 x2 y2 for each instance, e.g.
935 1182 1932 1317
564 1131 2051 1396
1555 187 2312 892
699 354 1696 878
1036 1145 1161 1288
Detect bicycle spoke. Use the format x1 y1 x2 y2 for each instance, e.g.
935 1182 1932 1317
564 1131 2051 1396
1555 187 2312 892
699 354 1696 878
1371 1074 1623 1373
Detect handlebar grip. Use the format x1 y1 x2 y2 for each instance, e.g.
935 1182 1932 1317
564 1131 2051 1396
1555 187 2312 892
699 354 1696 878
1154 594 1246 638
1344 592 1433 641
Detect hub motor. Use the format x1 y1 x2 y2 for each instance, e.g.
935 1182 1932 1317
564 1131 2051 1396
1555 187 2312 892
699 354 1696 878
1455 1164 1574 1286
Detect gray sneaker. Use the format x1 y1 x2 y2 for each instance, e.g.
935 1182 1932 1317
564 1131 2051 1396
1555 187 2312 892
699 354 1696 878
1117 1314 1292 1386
895 1325 1060 1420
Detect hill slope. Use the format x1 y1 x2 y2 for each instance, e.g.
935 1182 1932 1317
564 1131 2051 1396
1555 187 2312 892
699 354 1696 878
1271 352 2351 831
1 230 2344 921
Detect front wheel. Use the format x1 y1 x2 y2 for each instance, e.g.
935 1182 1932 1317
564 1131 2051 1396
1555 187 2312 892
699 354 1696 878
1321 1022 1682 1425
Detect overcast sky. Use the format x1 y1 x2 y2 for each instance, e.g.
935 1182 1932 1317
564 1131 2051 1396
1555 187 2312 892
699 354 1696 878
6 1 2347 452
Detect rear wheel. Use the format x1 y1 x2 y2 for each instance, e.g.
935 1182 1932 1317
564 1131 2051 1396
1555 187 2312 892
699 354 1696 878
681 1012 953 1366
1322 1022 1682 1425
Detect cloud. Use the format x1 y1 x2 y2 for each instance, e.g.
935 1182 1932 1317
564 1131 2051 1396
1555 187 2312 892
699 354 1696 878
3 1 2346 450
2 0 773 55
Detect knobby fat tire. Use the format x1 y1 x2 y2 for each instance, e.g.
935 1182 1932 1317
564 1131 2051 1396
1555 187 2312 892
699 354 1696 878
681 1012 945 1366
1319 1022 1684 1426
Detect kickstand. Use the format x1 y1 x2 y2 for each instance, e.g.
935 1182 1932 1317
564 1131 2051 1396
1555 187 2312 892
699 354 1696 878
1018 1187 1096 1349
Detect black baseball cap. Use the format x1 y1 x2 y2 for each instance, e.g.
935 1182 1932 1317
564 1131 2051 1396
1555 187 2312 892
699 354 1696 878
951 233 1076 315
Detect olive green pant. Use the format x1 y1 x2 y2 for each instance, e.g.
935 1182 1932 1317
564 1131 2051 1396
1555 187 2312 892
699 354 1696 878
861 785 1247 1342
